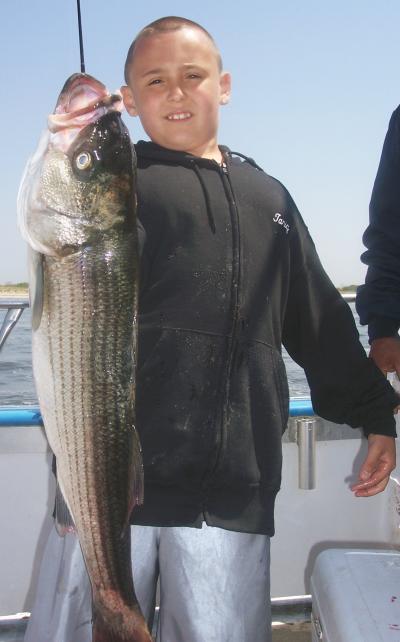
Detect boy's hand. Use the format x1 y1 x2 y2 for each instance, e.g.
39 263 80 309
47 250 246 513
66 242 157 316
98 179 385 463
351 434 396 497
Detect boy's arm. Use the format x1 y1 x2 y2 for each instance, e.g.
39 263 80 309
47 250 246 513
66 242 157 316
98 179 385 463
282 200 399 443
356 106 400 367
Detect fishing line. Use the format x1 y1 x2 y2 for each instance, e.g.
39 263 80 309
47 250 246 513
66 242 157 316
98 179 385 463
76 0 86 73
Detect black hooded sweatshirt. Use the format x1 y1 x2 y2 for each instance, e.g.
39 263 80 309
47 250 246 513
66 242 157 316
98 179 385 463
356 105 400 342
131 140 398 536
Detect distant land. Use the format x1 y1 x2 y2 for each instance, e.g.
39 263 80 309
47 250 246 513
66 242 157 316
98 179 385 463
0 282 359 298
0 283 29 297
339 285 359 293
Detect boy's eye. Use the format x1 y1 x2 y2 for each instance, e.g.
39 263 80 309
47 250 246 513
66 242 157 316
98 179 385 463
148 78 162 86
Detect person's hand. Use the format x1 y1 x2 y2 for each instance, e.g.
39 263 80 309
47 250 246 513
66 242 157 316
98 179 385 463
370 337 400 376
351 433 396 497
369 337 400 412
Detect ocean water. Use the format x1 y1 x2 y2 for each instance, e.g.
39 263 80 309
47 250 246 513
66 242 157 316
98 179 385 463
0 301 368 406
0 302 36 405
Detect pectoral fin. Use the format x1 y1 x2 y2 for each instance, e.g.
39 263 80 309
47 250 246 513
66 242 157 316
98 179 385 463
54 481 76 536
125 425 144 530
28 247 44 331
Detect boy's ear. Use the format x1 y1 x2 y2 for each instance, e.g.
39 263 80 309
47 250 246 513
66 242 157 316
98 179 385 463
219 72 231 106
120 85 138 117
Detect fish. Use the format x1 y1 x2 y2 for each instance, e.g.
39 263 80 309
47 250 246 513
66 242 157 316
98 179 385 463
17 73 152 642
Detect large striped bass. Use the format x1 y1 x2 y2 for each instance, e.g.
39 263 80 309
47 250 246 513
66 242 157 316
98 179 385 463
18 73 151 642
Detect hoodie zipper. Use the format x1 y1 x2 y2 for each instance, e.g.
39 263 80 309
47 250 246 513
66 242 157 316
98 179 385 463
221 161 242 347
202 160 242 505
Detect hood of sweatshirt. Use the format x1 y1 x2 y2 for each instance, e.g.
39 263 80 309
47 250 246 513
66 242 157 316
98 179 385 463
134 140 263 233
134 140 229 165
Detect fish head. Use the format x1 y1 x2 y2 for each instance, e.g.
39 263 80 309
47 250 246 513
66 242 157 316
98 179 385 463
18 73 136 257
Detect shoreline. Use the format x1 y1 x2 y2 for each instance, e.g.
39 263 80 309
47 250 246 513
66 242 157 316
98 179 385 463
0 289 357 301
0 291 29 300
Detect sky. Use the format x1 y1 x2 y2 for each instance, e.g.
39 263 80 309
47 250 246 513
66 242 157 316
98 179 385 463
1 1 399 286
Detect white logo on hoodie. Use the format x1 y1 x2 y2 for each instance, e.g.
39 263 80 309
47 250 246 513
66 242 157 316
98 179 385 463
273 212 290 234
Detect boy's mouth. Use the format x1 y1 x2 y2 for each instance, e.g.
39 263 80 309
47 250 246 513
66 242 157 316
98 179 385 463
166 112 192 121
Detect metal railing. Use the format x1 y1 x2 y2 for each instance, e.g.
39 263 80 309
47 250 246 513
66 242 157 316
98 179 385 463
0 401 318 491
0 301 29 351
0 400 316 426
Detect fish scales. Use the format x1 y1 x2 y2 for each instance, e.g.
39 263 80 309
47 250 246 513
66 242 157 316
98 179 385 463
18 73 151 641
37 236 138 594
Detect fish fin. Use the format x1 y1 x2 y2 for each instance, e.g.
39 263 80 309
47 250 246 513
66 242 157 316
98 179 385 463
126 426 144 527
54 482 76 536
132 426 144 507
28 247 44 331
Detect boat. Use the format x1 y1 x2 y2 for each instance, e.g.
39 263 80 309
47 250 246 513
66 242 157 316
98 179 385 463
1 297 399 641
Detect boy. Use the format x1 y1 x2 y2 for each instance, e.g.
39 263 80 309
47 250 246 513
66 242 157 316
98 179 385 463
25 16 397 642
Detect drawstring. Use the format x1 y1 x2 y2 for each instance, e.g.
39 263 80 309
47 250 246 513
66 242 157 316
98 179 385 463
228 151 265 172
134 142 264 235
193 163 216 234
192 152 263 235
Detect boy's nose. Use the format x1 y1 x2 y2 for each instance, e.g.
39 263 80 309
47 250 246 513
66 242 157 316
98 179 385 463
167 84 185 101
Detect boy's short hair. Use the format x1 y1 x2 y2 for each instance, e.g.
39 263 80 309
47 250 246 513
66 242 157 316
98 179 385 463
124 16 223 84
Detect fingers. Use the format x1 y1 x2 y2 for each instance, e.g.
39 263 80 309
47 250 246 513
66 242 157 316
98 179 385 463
351 468 391 497
351 434 396 498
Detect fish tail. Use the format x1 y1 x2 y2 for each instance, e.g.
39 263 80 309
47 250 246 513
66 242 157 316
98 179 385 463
93 604 152 642
93 620 152 642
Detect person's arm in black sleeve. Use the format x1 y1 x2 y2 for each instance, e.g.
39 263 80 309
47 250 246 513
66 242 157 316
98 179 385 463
282 198 398 496
356 106 400 376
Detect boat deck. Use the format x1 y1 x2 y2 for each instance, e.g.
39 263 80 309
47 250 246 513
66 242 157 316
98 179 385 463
0 623 312 642
274 623 311 641
0 605 313 641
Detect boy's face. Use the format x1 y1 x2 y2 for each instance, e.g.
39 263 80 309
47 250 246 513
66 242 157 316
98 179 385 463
121 27 231 160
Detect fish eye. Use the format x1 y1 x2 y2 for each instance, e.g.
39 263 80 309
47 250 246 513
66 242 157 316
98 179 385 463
75 152 92 171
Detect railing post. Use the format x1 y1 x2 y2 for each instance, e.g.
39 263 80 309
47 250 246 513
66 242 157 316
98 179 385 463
296 417 317 489
0 302 29 351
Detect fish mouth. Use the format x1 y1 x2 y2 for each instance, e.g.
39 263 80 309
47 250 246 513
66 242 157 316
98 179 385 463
48 73 122 134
